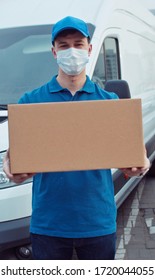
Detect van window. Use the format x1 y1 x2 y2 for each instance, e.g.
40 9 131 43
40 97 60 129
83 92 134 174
92 37 121 88
0 26 55 105
0 24 95 105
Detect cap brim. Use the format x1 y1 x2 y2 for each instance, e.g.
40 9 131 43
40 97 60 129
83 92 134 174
52 27 89 44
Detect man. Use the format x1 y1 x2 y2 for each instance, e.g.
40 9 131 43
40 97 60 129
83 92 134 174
3 16 150 260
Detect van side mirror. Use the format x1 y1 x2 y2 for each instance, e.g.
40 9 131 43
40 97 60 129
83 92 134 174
104 80 131 99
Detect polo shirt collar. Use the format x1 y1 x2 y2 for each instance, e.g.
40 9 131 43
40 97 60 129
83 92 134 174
49 75 95 94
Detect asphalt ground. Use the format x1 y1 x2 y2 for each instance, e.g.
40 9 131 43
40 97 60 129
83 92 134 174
116 175 155 260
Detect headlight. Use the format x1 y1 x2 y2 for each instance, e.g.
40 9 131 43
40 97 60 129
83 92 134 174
0 151 32 189
0 171 9 184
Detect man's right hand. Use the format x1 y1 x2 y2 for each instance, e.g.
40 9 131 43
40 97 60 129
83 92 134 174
3 149 35 184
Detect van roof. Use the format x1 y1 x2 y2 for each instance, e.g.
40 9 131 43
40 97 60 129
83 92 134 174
0 0 154 29
0 0 104 28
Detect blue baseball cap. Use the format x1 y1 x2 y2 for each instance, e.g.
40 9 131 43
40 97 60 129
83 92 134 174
52 16 90 44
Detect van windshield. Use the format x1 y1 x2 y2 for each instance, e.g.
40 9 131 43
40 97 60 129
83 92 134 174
0 24 95 105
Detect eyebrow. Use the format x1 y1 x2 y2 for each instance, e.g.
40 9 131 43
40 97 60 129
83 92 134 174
57 41 68 45
57 38 85 44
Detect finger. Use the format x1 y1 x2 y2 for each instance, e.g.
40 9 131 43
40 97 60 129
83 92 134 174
11 175 29 184
131 167 138 172
13 173 35 179
12 173 35 184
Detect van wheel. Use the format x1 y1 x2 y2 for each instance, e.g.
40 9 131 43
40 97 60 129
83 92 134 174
147 159 155 177
15 245 33 260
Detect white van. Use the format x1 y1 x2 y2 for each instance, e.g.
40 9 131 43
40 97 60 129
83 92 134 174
0 0 155 258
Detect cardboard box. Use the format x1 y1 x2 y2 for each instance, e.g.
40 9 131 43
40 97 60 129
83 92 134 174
8 99 145 174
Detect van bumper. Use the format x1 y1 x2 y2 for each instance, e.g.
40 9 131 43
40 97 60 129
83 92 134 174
0 216 31 252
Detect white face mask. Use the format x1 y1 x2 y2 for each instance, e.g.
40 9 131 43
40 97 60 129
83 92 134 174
56 47 89 75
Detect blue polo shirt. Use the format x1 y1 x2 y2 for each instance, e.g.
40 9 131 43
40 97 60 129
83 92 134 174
19 76 118 238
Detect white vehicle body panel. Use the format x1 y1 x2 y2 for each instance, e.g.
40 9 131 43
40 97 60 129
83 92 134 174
0 0 155 250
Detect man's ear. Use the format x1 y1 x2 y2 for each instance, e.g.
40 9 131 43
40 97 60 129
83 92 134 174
88 44 92 56
51 47 57 58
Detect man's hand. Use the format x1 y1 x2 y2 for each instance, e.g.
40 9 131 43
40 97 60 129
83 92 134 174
3 149 35 184
120 147 150 178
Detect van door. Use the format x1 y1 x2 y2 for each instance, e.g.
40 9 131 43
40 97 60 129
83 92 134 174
92 37 121 88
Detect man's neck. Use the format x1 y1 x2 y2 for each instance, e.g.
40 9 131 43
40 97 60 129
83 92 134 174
56 70 87 95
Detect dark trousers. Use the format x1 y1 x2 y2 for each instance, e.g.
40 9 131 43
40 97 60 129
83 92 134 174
31 232 116 260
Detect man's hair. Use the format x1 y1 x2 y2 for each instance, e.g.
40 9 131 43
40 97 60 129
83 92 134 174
53 28 90 46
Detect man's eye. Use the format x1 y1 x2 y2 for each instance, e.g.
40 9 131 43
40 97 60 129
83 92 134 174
58 43 68 48
75 43 84 47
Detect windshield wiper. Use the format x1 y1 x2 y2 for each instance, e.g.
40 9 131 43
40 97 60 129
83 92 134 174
0 104 7 110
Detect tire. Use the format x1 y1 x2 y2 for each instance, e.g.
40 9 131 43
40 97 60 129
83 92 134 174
147 159 155 177
15 245 33 260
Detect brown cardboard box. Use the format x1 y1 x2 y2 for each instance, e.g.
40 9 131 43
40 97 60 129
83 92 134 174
8 99 145 174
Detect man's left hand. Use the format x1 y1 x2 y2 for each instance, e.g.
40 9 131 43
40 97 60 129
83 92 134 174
120 149 150 178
